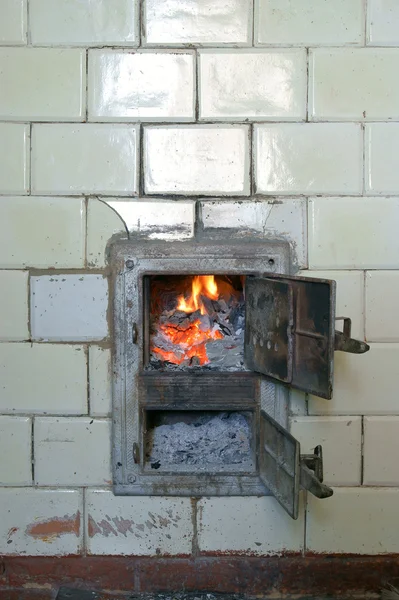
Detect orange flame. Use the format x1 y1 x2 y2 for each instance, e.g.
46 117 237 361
152 318 223 365
176 275 219 315
151 275 229 366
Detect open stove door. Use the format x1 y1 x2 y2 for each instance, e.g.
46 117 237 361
260 410 333 519
244 274 369 399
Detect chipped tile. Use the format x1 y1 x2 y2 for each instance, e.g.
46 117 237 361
86 490 193 555
0 488 82 555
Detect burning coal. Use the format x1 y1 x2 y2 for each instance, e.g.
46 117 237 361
149 274 245 369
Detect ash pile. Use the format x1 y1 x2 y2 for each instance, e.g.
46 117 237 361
146 412 253 470
149 275 246 371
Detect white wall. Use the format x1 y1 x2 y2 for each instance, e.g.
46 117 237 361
1 0 399 556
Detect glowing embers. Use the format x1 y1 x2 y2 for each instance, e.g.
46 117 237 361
149 274 245 370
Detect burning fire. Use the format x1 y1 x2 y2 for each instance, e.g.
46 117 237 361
151 275 224 366
176 275 219 315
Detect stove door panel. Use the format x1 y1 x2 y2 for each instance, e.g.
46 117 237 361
245 277 294 383
245 274 336 399
259 410 300 519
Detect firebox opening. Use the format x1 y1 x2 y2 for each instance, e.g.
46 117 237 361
144 410 255 472
146 274 246 371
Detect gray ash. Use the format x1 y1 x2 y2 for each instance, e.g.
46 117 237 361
146 412 253 470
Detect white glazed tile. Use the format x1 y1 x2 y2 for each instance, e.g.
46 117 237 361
307 488 399 554
89 51 195 121
366 124 399 194
0 0 27 44
86 199 127 268
299 271 364 339
308 344 399 416
30 0 139 46
366 271 399 342
255 124 362 195
367 0 399 46
200 199 307 268
0 48 85 121
309 197 399 269
144 125 250 196
0 417 31 485
109 199 196 239
32 124 139 196
0 488 82 555
0 343 87 415
86 490 193 555
199 49 306 121
87 198 195 268
255 0 363 46
290 416 361 485
289 390 307 416
0 124 29 194
35 418 112 486
364 417 399 485
0 270 29 341
197 497 304 554
0 197 85 269
31 274 108 342
310 49 399 121
143 0 252 46
89 347 112 417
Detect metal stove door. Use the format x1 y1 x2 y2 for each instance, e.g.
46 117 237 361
260 410 333 519
260 409 300 519
245 274 337 399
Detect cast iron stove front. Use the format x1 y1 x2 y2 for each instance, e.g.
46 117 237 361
111 238 291 498
111 237 368 517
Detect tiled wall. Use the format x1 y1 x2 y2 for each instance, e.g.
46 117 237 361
1 0 399 557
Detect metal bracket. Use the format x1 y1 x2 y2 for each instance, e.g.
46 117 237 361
300 445 333 499
334 317 369 354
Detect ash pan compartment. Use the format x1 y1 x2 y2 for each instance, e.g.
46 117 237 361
145 410 255 473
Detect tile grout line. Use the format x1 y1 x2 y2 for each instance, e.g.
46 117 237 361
249 123 255 195
360 416 365 485
251 0 256 46
28 122 32 196
363 269 367 341
194 50 200 122
139 0 145 48
306 47 310 122
85 344 91 416
82 487 87 556
31 417 35 484
194 199 203 238
138 124 145 196
4 118 399 126
191 497 199 557
85 50 89 122
84 196 89 268
27 269 32 341
26 0 31 45
362 123 366 195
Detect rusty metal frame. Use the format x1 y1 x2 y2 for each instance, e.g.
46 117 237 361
111 238 291 496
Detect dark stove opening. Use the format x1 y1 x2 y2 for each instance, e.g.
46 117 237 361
144 410 255 473
145 274 246 371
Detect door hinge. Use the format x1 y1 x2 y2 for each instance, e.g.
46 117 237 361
334 317 369 354
300 445 333 499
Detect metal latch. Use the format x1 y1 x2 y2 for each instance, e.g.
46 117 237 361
335 317 369 354
300 445 333 499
